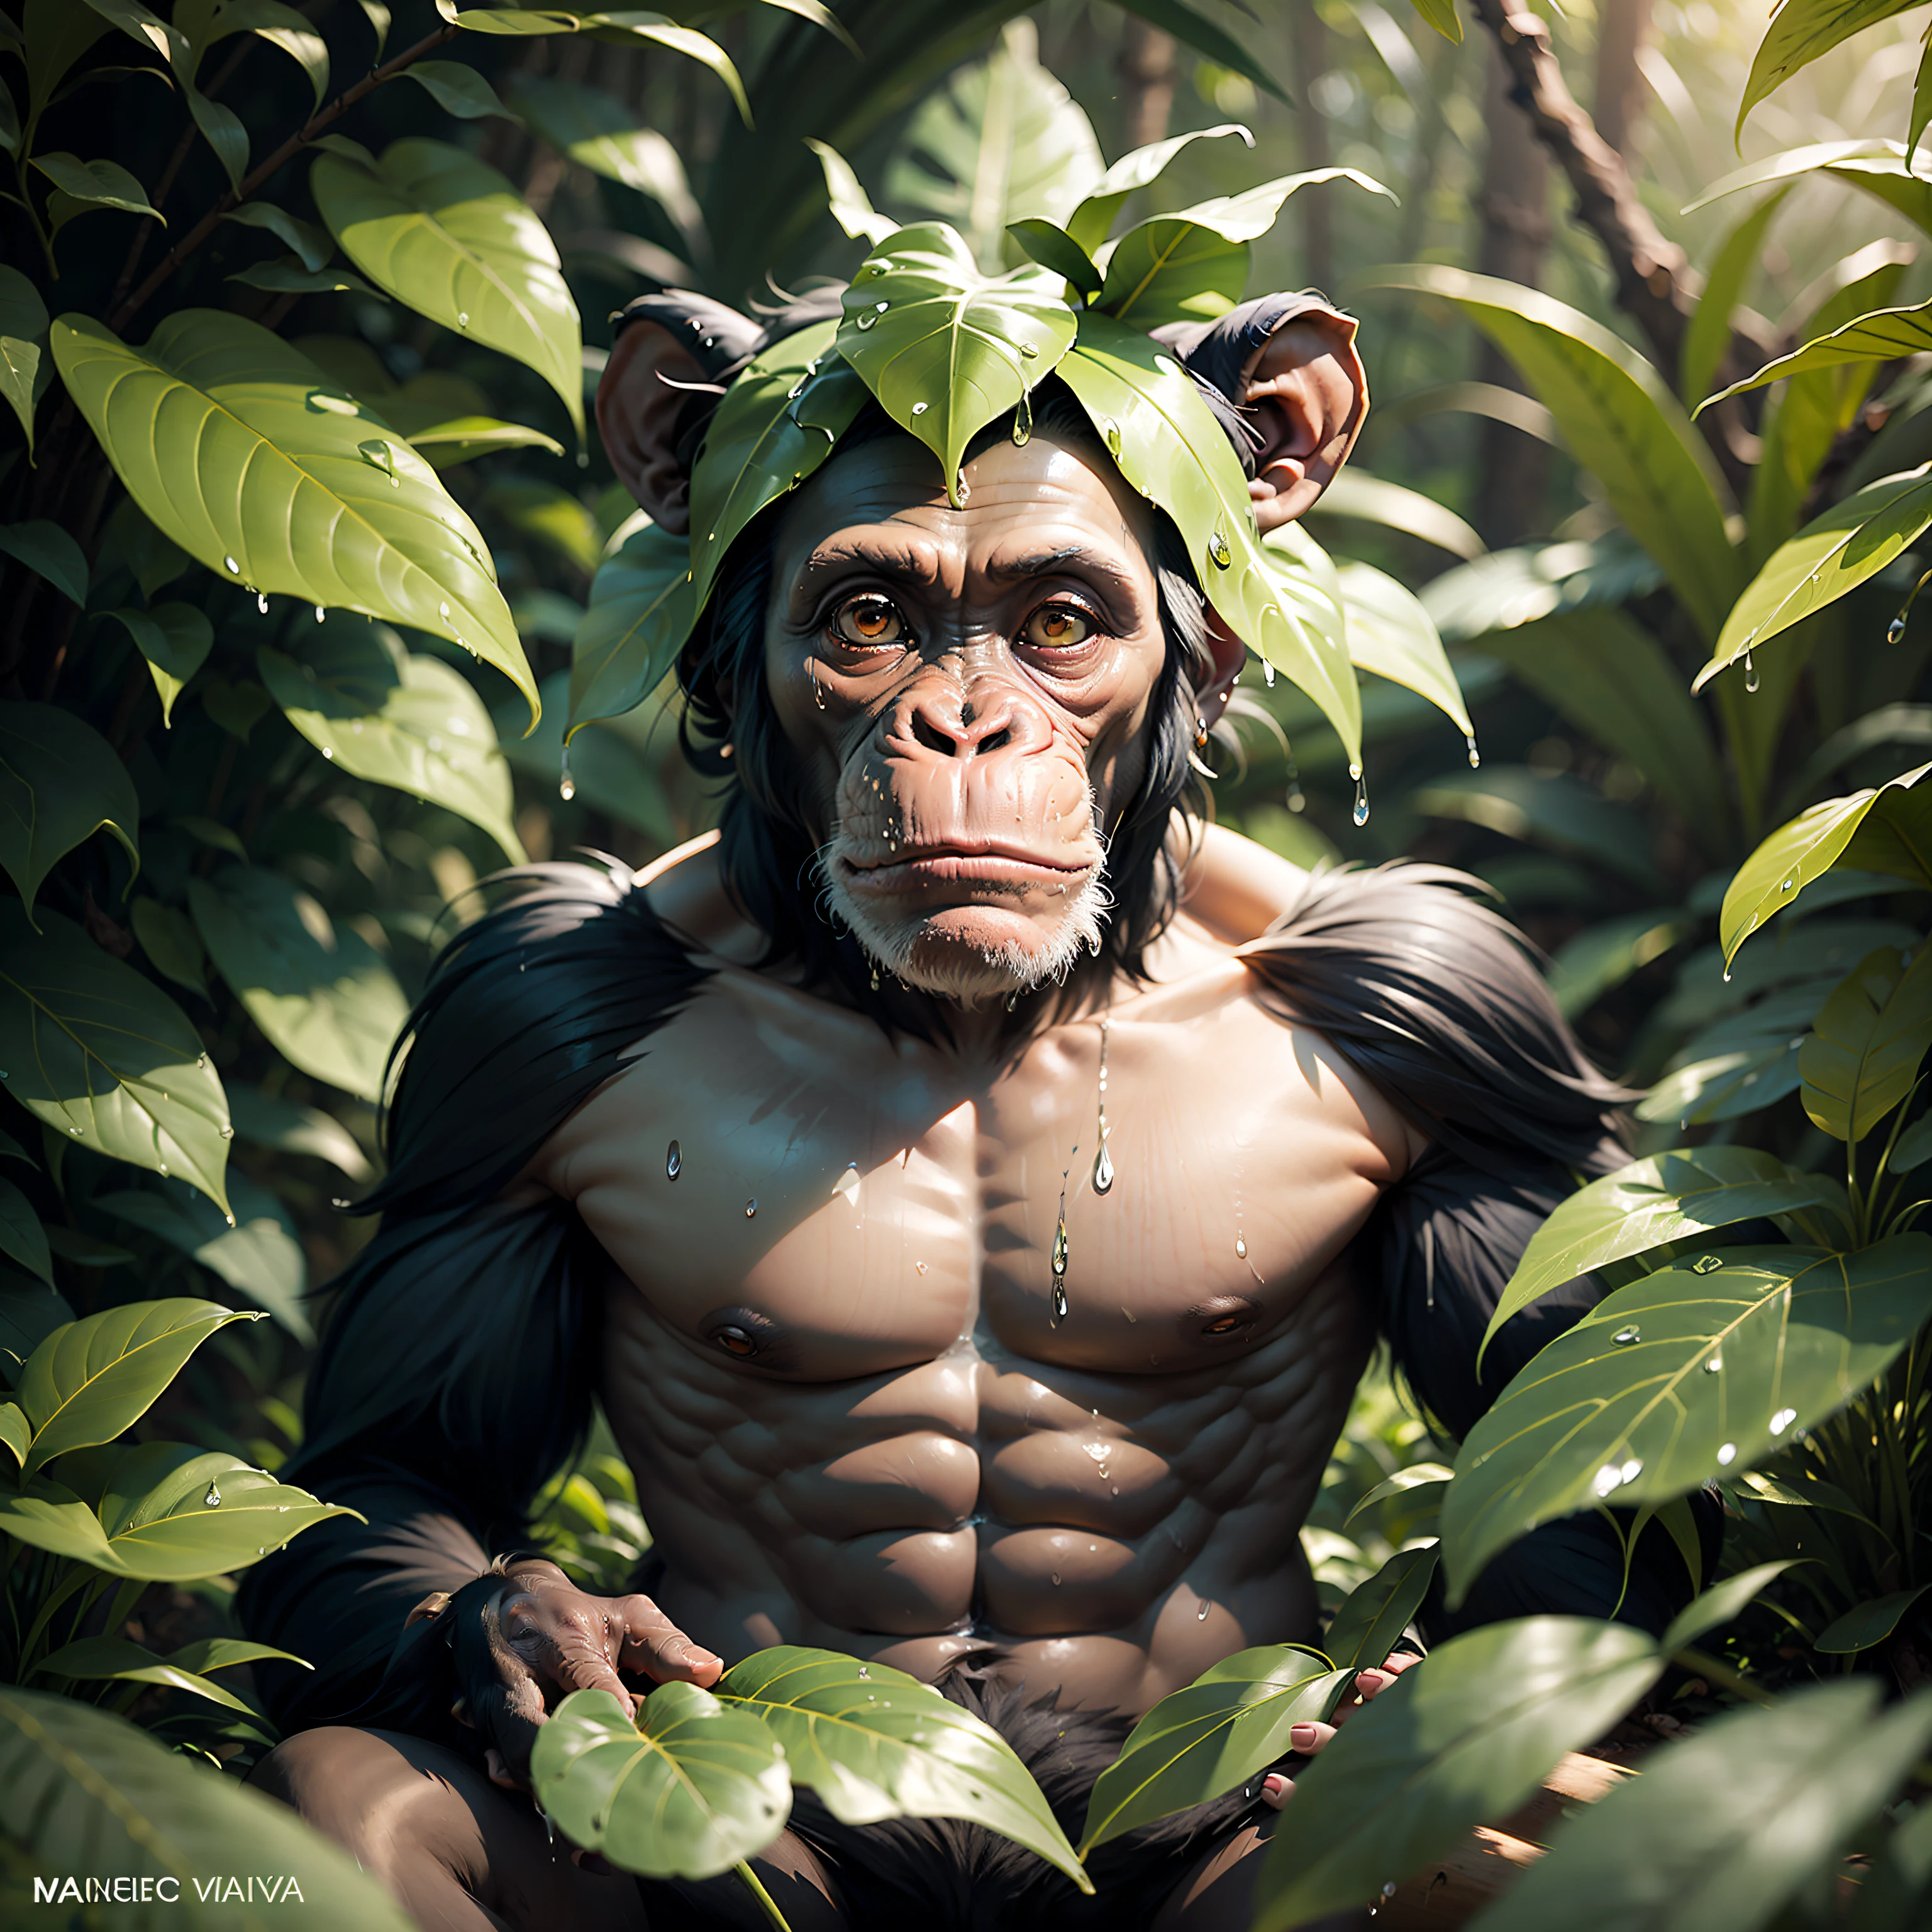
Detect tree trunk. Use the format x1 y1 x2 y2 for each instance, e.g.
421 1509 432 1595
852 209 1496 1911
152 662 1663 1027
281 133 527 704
1116 19 1177 151
1593 0 1653 159
1475 35 1553 544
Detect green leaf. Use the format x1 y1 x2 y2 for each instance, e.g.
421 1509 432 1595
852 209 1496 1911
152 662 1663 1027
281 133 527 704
1423 536 1663 645
35 1635 255 1712
1660 1560 1800 1652
31 152 163 230
1324 1545 1440 1671
1685 139 1932 236
0 1287 72 1372
182 82 248 194
0 1685 419 1926
1721 763 1932 967
1737 0 1921 140
1108 0 1287 103
1637 1042 1806 1128
0 519 87 606
1314 469 1485 561
226 1084 370 1180
686 320 866 614
52 311 536 722
0 902 231 1214
14 1297 248 1474
487 478 601 577
258 625 526 864
0 1177 52 1287
226 256 383 298
1253 1617 1665 1931
1546 911 1693 1021
1814 1584 1932 1653
98 1175 311 1341
1890 1111 1932 1170
568 520 694 734
311 136 584 441
188 866 408 1105
1063 123 1253 257
101 601 213 727
1681 188 1792 410
98 497 188 601
1474 1680 1932 1932
1057 310 1362 769
1411 767 1662 892
402 57 514 120
1799 943 1932 1140
130 898 208 999
714 1646 1091 1892
164 1636 309 1675
1335 559 1471 739
835 223 1079 499
0 265 51 455
531 1683 791 1881
1343 1463 1456 1531
808 135 896 246
518 77 703 249
1443 1239 1932 1605
1369 265 1742 642
1479 1148 1843 1374
0 1402 26 1468
404 415 567 465
1703 297 1932 413
1078 1648 1349 1855
1006 219 1102 301
0 701 140 924
1407 0 1463 42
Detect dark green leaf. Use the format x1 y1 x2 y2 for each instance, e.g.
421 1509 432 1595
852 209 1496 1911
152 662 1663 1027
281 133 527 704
1473 1681 1932 1932
1814 1584 1931 1653
1078 1648 1348 1855
1546 911 1693 1020
0 518 87 606
402 57 514 119
1109 0 1286 103
165 1636 309 1675
1325 1546 1439 1671
1343 1463 1455 1530
0 902 232 1213
226 257 383 298
188 866 408 1105
1411 767 1662 892
1254 1617 1665 1931
31 152 163 229
1660 1560 1800 1652
35 1635 255 1712
0 1286 72 1371
101 601 211 728
1479 1149 1843 1373
1445 1239 1932 1604
1006 219 1102 300
531 1683 791 1880
226 1085 370 1180
0 700 140 923
1800 944 1932 1140
221 200 331 272
0 265 50 455
487 479 601 577
715 1646 1090 1890
0 1177 52 1288
1737 0 1921 138
519 77 704 250
130 898 208 1000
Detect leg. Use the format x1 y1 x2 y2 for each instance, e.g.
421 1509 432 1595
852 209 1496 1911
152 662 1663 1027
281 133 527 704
252 1726 847 1932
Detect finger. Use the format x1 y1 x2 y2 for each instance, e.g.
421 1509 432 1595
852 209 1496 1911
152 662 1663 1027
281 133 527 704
613 1597 723 1687
1382 1651 1424 1675
1262 1771 1294 1809
545 1622 641 1710
484 1746 519 1794
1289 1721 1336 1757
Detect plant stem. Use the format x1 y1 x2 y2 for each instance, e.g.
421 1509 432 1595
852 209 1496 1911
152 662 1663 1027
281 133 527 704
731 1862 794 1932
1671 1646 1778 1707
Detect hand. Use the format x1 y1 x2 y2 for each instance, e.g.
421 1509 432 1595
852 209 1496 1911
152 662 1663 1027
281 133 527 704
450 1561 723 1791
1258 1651 1423 1811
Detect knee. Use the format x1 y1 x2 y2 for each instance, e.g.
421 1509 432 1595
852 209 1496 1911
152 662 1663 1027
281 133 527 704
252 1726 467 1874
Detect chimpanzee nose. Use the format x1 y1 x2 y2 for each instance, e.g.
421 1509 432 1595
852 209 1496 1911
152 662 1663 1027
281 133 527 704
897 680 1044 759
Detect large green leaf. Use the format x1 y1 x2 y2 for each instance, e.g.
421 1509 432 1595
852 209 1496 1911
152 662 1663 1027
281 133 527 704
1737 0 1921 138
1799 944 1932 1140
1253 1618 1665 1932
1720 763 1932 967
101 602 213 727
1815 1584 1932 1653
686 321 867 613
714 1646 1091 1891
1545 911 1693 1020
1077 1648 1349 1856
187 866 408 1105
0 1685 417 1927
1314 469 1485 562
1324 1545 1440 1672
0 701 140 924
14 1298 250 1474
51 311 535 719
1057 311 1362 768
1680 188 1791 410
1479 1148 1843 1373
1062 123 1253 257
1423 536 1663 645
1472 1681 1932 1932
1443 1239 1932 1604
0 902 231 1214
258 624 525 863
1370 266 1741 642
1697 467 1932 687
1411 767 1662 891
569 520 696 734
35 1635 255 1713
226 1084 370 1180
835 222 1079 499
531 1683 791 1882
0 518 87 605
1704 299 1932 413
1685 140 1932 238
0 264 50 455
312 138 583 441
1334 559 1472 740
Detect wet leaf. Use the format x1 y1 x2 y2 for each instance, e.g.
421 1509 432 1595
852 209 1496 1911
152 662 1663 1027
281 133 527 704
1079 1648 1348 1855
1063 123 1253 255
531 1683 791 1882
1800 944 1932 1140
0 701 140 924
1253 1618 1664 1931
1335 558 1472 737
1479 1148 1841 1373
188 866 408 1105
1324 1546 1439 1671
716 1646 1091 1891
311 136 583 441
0 1177 51 1288
1444 1238 1932 1604
0 902 231 1213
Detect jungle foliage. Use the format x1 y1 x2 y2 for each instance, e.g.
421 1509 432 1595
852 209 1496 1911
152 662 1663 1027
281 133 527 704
5 0 1932 1926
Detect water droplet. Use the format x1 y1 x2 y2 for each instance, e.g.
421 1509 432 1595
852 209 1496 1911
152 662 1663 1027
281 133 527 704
1051 1571 1061 1585
745 1199 757 1218
855 309 879 330
220 1124 234 1139
1052 1216 1069 1277
224 555 241 575
458 311 469 326
1051 1280 1069 1326
314 604 325 623
1208 528 1233 570
1744 650 1760 694
667 1140 682 1179
1262 660 1275 688
1890 614 1909 645
1465 735 1481 769
1235 1236 1248 1260
1717 1442 1736 1465
1092 1141 1114 1194
1692 1255 1723 1274
955 473 970 504
69 1128 80 1137
1593 1464 1624 1497
834 1163 861 1207
1019 340 1039 359
1621 1457 1643 1484
1102 418 1122 458
857 1665 870 1679
204 1484 221 1507
1771 1407 1797 1435
1384 1885 1399 1901
1352 773 1370 827
1612 1325 1640 1345
1704 1355 1723 1375
1196 1599 1211 1620
911 400 928 414
255 591 269 614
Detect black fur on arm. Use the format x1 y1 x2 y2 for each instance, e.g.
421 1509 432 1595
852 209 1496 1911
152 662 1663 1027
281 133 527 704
1239 864 1718 1634
237 863 711 1730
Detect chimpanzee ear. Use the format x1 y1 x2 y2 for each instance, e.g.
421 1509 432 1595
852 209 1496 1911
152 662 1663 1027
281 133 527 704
596 292 761 535
1153 293 1368 533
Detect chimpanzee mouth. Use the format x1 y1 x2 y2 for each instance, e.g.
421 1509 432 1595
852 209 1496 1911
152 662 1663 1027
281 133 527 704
839 844 1096 891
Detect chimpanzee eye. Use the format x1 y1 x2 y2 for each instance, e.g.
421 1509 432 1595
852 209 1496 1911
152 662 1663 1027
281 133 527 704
1023 604 1093 650
830 595 906 648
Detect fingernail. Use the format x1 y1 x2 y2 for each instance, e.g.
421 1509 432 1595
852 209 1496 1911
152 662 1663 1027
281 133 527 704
1262 1773 1288 1796
1359 1670 1388 1690
1290 1723 1319 1749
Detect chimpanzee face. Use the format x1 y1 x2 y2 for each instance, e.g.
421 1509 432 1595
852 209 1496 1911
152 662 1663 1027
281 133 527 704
763 428 1169 1005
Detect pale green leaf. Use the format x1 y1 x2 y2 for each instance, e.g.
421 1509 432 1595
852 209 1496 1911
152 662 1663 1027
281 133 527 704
1314 469 1484 560
1799 943 1932 1140
1702 298 1932 413
0 1402 26 1468
1407 0 1462 42
1343 1463 1455 1531
101 601 212 727
1063 123 1253 256
1681 188 1791 410
519 76 703 248
1335 558 1472 738
402 57 514 120
0 701 140 923
1737 0 1922 139
808 136 897 247
35 1635 255 1712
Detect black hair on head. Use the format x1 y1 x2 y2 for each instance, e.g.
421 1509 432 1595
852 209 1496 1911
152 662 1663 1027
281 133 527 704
672 373 1219 1036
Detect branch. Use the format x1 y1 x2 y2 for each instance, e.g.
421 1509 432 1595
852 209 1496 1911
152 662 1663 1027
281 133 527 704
108 20 458 335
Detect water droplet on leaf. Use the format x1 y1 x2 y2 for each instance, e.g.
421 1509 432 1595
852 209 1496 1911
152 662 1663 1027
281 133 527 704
745 1199 757 1218
1208 528 1232 570
1692 1255 1723 1274
1613 1325 1641 1344
1718 1442 1737 1465
204 1484 221 1507
667 1140 681 1179
911 400 928 414
1771 1407 1797 1435
1465 735 1481 769
1743 650 1759 694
